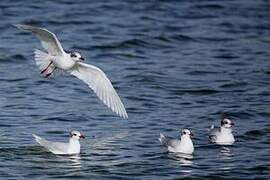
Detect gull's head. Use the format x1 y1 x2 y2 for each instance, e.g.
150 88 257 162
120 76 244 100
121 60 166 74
70 130 85 140
221 118 234 128
181 129 194 138
70 52 85 62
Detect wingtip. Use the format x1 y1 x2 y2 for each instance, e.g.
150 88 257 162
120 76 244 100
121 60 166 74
158 133 164 143
32 134 41 141
13 24 36 31
13 24 23 29
121 112 128 119
13 24 30 31
114 106 128 119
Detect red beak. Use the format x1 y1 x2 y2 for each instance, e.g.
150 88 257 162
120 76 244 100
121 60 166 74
230 122 235 126
79 134 85 139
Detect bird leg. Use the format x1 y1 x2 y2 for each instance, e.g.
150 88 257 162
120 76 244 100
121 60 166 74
45 67 57 78
41 61 53 74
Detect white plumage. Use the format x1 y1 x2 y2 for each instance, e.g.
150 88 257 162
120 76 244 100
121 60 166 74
159 129 194 154
15 24 128 118
209 118 235 145
33 131 85 155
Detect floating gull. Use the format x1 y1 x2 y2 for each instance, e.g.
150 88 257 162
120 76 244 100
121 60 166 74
159 129 194 154
33 130 85 155
209 118 235 145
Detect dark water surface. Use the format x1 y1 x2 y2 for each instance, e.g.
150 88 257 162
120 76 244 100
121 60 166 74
0 0 270 179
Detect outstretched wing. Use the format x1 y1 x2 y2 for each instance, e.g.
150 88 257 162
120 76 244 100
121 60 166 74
70 62 128 119
15 24 65 56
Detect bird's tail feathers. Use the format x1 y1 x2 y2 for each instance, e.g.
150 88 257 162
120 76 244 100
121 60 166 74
32 134 42 144
34 49 52 71
159 133 167 146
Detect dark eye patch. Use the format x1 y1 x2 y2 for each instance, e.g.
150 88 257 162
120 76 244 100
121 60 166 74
73 133 77 136
71 53 76 58
222 121 229 125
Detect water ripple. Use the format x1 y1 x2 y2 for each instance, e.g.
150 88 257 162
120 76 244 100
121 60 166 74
0 0 269 179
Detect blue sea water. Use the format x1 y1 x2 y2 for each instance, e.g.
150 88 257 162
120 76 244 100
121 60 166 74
0 0 270 179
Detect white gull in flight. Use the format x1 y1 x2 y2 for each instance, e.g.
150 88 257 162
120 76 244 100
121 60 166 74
15 24 128 119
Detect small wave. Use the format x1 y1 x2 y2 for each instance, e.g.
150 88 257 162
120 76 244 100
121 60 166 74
170 89 220 96
0 77 27 82
41 117 71 122
185 70 219 75
169 34 197 42
42 97 67 103
213 54 240 59
244 127 270 139
0 54 27 63
245 130 264 136
45 130 66 135
46 19 92 26
192 4 224 10
92 35 176 50
219 82 248 88
198 37 235 42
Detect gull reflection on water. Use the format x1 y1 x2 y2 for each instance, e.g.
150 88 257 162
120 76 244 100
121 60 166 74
168 152 193 166
168 153 194 176
219 146 236 171
69 155 81 167
219 146 233 160
57 154 82 168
